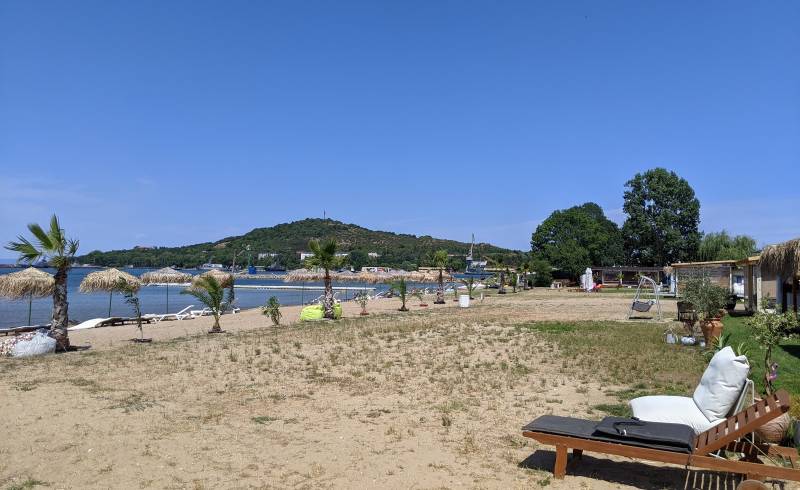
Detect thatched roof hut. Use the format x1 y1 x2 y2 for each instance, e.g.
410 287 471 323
760 238 800 279
0 267 55 300
79 268 141 293
140 267 192 285
194 269 233 288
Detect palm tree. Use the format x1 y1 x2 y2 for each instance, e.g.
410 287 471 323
305 239 345 319
390 277 409 311
460 277 477 299
182 275 225 333
432 250 448 304
117 279 146 342
6 215 79 350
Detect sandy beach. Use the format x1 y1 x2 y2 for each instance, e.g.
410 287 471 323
1 290 796 489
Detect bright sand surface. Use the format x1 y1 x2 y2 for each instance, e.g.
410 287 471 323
3 290 797 489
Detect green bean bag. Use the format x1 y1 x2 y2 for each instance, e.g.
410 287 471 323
299 303 342 321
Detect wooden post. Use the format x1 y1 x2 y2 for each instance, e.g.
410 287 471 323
554 444 568 479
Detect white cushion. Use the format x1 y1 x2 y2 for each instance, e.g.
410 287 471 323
692 346 750 423
630 395 723 434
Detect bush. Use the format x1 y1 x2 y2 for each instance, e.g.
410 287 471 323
681 277 727 320
530 258 553 287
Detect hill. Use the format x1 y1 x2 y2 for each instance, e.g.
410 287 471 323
78 219 522 270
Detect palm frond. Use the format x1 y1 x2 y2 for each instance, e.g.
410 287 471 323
49 214 64 249
6 237 42 263
27 223 55 251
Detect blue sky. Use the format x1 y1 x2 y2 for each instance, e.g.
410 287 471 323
1 1 798 255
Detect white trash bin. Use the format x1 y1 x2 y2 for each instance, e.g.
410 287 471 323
459 294 470 308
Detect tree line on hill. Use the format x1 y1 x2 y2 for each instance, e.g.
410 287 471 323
78 218 525 271
528 167 758 281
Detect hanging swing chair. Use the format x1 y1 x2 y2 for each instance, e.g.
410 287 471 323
627 275 663 320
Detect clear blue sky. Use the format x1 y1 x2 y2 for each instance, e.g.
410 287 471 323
1 1 798 255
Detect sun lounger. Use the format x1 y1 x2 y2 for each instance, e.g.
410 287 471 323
0 324 50 336
143 305 194 322
522 389 800 483
68 317 118 331
190 307 214 317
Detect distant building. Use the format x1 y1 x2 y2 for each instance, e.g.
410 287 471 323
368 252 380 258
258 252 278 260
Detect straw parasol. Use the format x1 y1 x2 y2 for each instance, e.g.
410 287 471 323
80 268 141 317
140 267 192 314
760 238 800 279
193 269 233 288
0 267 55 325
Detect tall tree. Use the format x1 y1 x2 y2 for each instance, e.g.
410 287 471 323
305 238 345 319
698 231 757 261
531 203 623 279
432 249 448 304
622 168 701 266
6 215 79 350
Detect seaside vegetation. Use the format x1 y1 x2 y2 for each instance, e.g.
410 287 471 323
5 214 79 350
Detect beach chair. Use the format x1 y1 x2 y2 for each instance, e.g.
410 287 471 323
522 389 800 483
143 305 194 322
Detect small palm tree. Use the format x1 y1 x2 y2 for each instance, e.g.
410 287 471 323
305 239 345 319
117 279 147 342
6 215 79 350
616 272 624 288
390 277 409 311
460 277 477 299
261 296 281 326
519 262 531 290
432 250 448 304
509 272 518 293
182 275 224 333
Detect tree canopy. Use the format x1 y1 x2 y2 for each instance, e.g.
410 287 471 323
530 202 623 279
622 168 701 266
698 231 757 261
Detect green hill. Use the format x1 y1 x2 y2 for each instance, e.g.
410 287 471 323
79 218 522 270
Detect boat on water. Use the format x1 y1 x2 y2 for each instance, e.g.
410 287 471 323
199 263 225 270
460 234 493 279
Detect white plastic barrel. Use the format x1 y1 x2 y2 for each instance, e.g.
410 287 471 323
459 294 470 308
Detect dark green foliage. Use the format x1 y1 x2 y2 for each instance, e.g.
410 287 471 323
622 168 701 266
681 277 727 320
530 203 623 279
530 258 553 287
77 218 517 270
698 231 757 261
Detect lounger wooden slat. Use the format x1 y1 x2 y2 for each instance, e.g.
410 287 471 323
523 390 800 484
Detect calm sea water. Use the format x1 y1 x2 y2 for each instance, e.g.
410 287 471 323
0 267 391 328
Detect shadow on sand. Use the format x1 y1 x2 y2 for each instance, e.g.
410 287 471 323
520 450 789 490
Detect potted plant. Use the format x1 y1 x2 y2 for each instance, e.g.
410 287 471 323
681 277 728 345
354 291 369 316
746 304 798 443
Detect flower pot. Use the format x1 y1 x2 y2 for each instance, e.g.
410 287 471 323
793 419 800 448
700 319 724 345
755 411 791 443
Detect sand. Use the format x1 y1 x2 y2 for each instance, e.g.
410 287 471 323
1 290 796 489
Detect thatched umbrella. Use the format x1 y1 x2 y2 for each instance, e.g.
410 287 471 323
140 267 192 314
761 238 800 279
761 238 800 313
80 268 141 317
194 269 233 288
0 267 55 325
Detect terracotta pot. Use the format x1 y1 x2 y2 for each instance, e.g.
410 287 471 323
700 319 724 344
755 411 791 443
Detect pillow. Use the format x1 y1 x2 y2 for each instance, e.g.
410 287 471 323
630 395 723 434
692 346 750 422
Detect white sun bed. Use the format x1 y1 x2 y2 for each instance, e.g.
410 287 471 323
68 318 114 331
143 305 194 322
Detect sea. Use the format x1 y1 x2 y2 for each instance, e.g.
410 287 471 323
0 267 391 329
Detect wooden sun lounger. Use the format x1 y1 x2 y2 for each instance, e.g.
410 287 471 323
522 390 800 483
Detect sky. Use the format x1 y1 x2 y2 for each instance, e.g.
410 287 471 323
1 1 798 256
